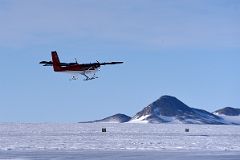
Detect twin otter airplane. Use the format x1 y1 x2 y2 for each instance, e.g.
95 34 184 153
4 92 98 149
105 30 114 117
40 51 123 81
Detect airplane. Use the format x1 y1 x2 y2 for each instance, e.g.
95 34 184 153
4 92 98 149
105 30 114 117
40 51 123 81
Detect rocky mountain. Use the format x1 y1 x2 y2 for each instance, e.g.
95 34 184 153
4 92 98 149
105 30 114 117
81 113 131 123
85 95 239 125
130 95 225 124
214 107 240 116
213 107 240 124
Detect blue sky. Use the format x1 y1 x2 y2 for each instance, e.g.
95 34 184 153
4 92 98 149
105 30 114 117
0 0 239 122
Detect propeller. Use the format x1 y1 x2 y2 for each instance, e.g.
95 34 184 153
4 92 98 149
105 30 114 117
96 60 100 70
74 58 78 64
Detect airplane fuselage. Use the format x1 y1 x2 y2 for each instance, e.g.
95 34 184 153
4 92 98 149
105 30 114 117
54 64 100 72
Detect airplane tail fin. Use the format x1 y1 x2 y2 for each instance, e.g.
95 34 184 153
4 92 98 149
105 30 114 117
51 51 63 71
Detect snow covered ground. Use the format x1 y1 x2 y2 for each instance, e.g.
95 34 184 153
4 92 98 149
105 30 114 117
1 150 240 160
0 123 240 159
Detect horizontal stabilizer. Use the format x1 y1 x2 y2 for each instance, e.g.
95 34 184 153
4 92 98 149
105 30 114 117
39 61 53 66
39 61 76 67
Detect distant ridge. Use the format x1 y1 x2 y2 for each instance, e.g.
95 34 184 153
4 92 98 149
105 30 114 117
214 107 240 116
84 95 240 125
80 113 131 123
213 107 240 124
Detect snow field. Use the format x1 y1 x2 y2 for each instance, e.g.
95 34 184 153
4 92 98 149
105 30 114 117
0 123 240 152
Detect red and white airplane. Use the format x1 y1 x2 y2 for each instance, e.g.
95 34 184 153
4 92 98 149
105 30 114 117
40 51 123 81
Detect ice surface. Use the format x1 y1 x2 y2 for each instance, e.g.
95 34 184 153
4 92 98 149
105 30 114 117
0 123 240 159
0 123 240 151
0 150 240 160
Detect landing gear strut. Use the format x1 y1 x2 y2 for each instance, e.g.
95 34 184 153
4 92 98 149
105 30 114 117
83 74 98 81
69 75 78 81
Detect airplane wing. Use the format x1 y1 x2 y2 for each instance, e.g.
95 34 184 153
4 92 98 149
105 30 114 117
40 61 123 67
98 62 124 66
84 61 123 67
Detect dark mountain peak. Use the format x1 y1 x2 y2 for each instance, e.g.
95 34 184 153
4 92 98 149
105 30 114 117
214 107 240 116
154 95 180 104
113 113 128 117
158 95 178 100
109 113 131 120
147 95 193 116
91 113 131 123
